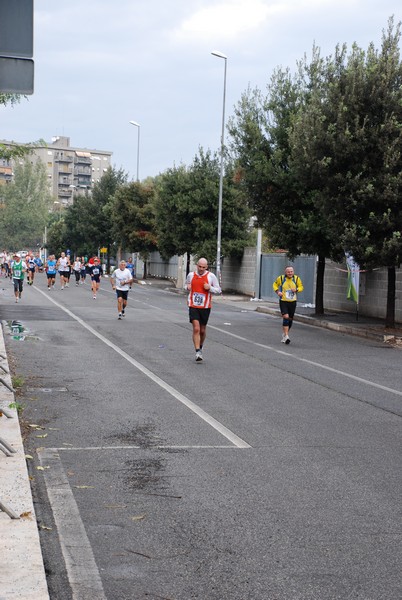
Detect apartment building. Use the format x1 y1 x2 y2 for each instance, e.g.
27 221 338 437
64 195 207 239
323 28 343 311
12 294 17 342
0 136 113 204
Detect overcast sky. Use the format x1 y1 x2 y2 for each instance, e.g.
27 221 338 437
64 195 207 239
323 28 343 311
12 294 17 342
1 1 401 181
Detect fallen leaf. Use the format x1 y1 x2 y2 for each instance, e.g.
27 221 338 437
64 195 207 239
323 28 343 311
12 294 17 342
40 525 52 531
36 434 48 438
20 511 32 520
131 514 147 522
74 485 94 489
25 454 33 460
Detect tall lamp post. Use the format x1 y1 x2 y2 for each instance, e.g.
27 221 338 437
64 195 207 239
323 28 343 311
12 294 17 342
129 120 141 181
211 50 227 284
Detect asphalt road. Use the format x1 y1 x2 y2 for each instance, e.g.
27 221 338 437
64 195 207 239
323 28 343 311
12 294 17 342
2 273 401 600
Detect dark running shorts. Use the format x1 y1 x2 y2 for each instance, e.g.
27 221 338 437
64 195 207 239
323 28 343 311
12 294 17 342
279 300 297 319
116 290 128 300
189 307 211 326
13 279 23 293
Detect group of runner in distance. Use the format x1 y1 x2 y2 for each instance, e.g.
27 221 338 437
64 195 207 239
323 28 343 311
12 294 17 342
1 250 136 320
2 249 304 361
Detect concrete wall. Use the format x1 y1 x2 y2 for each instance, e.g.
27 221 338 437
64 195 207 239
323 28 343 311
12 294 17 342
220 247 257 296
324 261 402 322
145 250 402 324
146 249 258 296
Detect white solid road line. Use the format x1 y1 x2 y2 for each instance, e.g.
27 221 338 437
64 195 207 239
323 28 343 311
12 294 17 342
131 290 402 399
38 449 107 600
57 444 239 451
39 444 239 600
34 288 251 449
208 325 402 398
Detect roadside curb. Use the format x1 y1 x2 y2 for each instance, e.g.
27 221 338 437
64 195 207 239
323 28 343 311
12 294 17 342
255 306 400 343
0 323 50 600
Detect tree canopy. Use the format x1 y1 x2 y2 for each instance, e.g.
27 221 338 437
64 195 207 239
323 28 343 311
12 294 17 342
48 166 128 259
155 148 251 272
111 181 157 271
0 158 52 249
228 17 402 323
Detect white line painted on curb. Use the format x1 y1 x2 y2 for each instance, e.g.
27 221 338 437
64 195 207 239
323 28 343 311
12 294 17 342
208 325 402 398
38 449 107 600
34 288 251 449
56 445 240 451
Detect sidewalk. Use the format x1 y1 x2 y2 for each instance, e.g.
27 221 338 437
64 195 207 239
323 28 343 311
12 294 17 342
0 325 50 600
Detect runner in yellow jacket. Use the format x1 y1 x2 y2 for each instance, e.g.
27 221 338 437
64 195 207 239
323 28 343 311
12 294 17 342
273 266 304 344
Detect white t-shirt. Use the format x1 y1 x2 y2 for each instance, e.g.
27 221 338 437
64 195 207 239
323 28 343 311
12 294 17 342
112 267 132 291
58 256 69 271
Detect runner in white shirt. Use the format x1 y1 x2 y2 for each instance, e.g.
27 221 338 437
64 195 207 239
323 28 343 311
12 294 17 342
56 252 70 290
110 260 134 320
72 257 82 286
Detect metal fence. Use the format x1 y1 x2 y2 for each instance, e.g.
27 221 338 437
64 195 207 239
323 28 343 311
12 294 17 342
259 254 316 305
147 252 179 280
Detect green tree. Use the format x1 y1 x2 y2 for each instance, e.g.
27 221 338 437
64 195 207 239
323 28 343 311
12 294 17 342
111 181 157 278
92 167 127 270
229 20 402 321
57 167 127 267
228 67 341 314
0 158 52 249
46 218 67 257
155 148 251 274
56 193 97 257
290 18 402 326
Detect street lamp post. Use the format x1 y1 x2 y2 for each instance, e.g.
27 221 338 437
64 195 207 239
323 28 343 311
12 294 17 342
129 120 141 181
211 50 227 284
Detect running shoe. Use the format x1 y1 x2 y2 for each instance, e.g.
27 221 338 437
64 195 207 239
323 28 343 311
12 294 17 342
93 295 96 299
281 335 286 343
285 335 291 345
118 313 122 320
195 350 203 362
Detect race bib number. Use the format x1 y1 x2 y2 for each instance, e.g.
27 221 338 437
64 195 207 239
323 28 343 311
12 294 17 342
192 292 206 307
14 269 22 278
285 290 295 300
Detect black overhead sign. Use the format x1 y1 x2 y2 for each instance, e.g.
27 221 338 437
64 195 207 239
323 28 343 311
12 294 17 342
0 0 34 94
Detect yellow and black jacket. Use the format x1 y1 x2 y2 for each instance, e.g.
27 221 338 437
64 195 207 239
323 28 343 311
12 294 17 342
273 274 304 302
